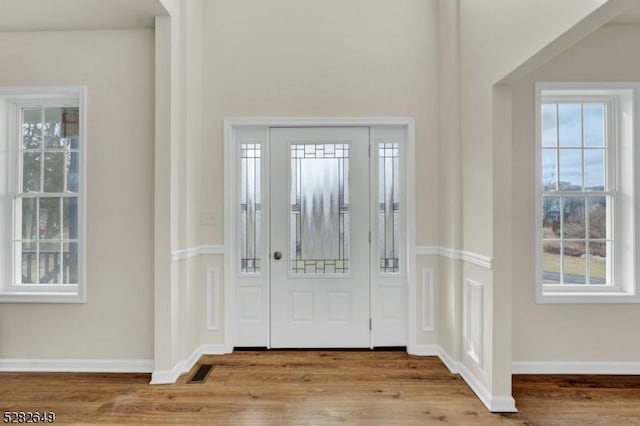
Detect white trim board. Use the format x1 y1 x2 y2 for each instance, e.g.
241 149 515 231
150 344 229 384
0 358 153 373
171 245 224 261
513 361 640 375
412 345 517 413
416 246 493 269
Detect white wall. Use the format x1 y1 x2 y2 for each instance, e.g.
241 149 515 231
0 30 155 359
512 24 640 362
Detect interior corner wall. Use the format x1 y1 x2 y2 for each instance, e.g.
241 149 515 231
436 0 462 359
459 0 607 256
455 0 610 405
0 29 155 359
511 24 640 363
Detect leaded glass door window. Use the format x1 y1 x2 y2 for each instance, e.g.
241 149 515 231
290 143 350 274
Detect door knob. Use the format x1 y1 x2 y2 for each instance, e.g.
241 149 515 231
273 251 282 260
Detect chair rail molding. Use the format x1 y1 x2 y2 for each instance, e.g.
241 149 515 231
416 246 492 269
171 245 225 261
176 245 492 268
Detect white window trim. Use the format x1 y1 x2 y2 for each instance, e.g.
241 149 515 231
535 82 640 303
0 86 87 303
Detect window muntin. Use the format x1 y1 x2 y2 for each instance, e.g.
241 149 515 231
379 142 400 273
13 106 80 287
540 100 613 287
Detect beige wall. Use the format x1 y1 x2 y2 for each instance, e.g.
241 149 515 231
512 24 640 362
199 0 440 247
0 30 155 359
459 0 607 255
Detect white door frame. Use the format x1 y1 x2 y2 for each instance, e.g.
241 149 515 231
223 117 416 352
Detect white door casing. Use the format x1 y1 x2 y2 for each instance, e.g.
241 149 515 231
224 118 415 351
270 127 370 348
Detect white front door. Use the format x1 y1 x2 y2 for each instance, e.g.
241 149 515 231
270 127 370 348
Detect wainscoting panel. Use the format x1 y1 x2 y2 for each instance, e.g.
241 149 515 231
463 279 484 368
421 268 435 332
206 267 221 330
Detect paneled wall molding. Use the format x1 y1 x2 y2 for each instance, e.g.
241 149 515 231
0 358 153 373
416 246 492 269
421 268 435 332
171 245 224 261
463 279 485 369
206 268 221 330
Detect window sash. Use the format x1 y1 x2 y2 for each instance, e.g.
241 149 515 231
539 96 617 290
10 104 82 289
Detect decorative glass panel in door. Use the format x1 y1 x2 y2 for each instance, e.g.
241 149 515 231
378 142 400 273
240 143 261 273
290 144 350 274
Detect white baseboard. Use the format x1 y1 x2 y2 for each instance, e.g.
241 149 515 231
409 344 439 356
150 344 229 384
0 358 153 373
413 344 516 413
513 361 640 375
412 344 461 374
458 363 517 412
436 346 461 374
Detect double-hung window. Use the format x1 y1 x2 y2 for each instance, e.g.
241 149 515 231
0 87 86 303
536 84 638 303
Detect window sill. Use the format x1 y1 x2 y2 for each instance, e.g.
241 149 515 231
0 292 85 303
537 290 640 304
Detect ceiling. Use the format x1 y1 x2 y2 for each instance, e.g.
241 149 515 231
0 0 168 31
2 0 635 32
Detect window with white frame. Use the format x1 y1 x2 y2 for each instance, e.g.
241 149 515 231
536 84 637 303
0 87 85 303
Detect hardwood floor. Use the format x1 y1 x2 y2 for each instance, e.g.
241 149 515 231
1 351 639 425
